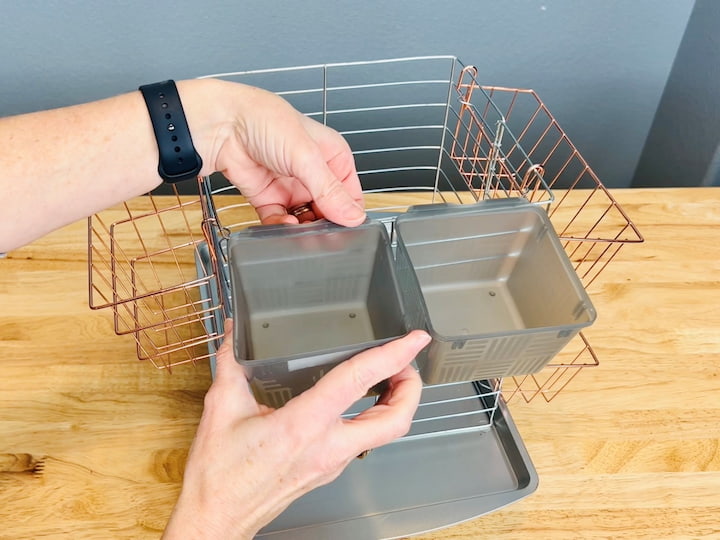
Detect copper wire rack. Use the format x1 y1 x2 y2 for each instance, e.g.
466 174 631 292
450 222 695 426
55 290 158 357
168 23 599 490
88 56 642 404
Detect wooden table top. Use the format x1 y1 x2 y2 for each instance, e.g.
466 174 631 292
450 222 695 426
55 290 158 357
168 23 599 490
1 187 719 539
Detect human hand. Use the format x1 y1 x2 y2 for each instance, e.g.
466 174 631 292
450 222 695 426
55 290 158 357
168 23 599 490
162 320 428 540
0 78 365 251
182 80 365 227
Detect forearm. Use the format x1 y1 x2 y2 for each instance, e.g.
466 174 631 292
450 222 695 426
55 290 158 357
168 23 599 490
0 79 225 252
0 77 364 252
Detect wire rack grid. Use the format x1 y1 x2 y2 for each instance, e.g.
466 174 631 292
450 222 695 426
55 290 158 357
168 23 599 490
88 56 642 407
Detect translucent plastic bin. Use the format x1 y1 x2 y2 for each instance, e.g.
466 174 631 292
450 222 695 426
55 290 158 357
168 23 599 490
395 199 596 384
228 220 407 408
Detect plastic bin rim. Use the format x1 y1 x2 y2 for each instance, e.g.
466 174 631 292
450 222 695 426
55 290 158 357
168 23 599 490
227 218 385 243
421 312 597 344
234 334 405 367
394 197 543 226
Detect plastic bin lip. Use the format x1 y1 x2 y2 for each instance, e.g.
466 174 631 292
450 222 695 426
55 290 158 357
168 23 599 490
394 197 597 343
234 334 404 367
394 198 550 248
423 315 595 343
228 217 381 241
396 197 536 223
227 218 390 264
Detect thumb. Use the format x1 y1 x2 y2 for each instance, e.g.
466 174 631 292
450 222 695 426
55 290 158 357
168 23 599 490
289 330 430 421
291 145 365 227
300 163 365 226
213 318 248 385
206 318 264 420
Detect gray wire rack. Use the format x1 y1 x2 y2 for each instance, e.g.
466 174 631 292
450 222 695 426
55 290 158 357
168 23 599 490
88 55 642 407
87 55 643 538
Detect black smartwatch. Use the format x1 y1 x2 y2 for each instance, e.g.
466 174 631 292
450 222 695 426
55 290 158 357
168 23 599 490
139 80 203 183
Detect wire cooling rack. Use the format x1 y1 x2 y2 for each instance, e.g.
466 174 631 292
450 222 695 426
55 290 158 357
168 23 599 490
88 56 642 403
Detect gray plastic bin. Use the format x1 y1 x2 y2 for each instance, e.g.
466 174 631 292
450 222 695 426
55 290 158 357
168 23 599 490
228 220 407 408
395 198 596 384
196 241 538 539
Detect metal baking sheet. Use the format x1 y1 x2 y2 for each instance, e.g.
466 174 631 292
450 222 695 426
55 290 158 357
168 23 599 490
195 242 537 539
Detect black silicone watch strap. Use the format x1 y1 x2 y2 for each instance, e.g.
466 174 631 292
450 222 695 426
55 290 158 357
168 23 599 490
139 80 203 183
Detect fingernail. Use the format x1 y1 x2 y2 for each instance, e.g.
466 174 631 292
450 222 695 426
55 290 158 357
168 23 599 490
223 318 234 335
343 200 366 222
413 331 432 348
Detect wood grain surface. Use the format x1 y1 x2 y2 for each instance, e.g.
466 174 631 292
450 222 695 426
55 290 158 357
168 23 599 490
1 188 719 539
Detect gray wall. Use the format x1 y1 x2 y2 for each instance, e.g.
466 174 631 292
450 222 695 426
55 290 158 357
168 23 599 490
0 0 694 188
633 0 720 187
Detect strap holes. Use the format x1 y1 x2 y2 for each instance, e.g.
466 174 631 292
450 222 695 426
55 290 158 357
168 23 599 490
174 146 181 152
177 157 184 164
161 102 168 109
165 113 171 119
171 135 178 141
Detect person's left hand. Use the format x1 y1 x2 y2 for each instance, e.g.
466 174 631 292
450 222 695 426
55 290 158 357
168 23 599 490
163 319 427 539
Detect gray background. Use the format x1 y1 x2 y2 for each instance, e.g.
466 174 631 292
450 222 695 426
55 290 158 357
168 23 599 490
1 0 715 188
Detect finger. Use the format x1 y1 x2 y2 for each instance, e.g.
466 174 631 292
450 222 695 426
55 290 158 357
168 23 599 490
263 213 299 226
289 138 365 227
294 153 365 227
374 363 422 408
206 318 264 418
289 330 430 422
300 117 365 206
215 319 242 378
254 203 299 225
340 362 422 452
213 319 250 387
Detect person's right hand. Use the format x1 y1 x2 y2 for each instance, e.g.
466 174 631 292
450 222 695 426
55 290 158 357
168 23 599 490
0 78 366 252
163 320 429 540
181 79 365 227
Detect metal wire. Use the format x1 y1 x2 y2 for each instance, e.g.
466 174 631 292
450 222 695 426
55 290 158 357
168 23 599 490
88 55 642 404
342 380 502 440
